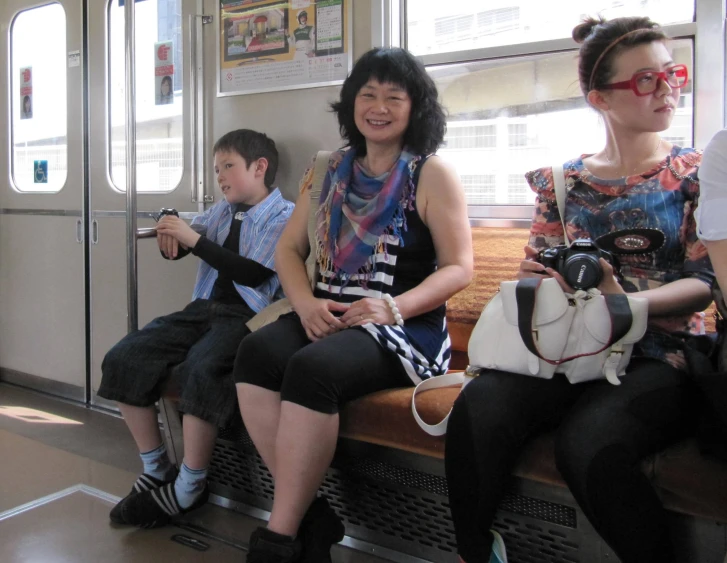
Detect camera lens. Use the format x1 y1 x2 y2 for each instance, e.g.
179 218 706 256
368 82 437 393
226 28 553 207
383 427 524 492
562 253 603 290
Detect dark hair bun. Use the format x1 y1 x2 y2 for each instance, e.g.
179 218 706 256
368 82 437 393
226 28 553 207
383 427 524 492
572 17 605 43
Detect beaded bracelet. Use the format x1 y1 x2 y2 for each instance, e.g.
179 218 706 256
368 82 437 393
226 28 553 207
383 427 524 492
383 293 405 327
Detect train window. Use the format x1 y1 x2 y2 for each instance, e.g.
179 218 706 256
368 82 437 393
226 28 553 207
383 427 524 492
405 1 697 219
431 41 693 209
108 0 184 193
10 4 68 193
407 0 694 57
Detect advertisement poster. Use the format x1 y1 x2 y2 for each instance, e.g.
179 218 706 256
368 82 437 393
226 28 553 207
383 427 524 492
155 40 174 105
219 0 351 96
20 67 33 120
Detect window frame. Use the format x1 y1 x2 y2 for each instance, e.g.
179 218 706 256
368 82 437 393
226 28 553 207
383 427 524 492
105 0 185 195
9 2 68 194
394 0 726 225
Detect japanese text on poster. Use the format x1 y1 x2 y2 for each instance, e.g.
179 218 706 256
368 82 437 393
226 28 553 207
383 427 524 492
219 0 350 96
155 41 175 105
20 67 33 120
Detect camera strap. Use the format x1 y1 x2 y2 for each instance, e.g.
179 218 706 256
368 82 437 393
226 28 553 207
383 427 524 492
552 163 570 247
515 277 633 364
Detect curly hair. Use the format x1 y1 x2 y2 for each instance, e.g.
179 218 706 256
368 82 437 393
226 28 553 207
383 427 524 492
331 47 446 156
572 16 668 96
213 129 279 189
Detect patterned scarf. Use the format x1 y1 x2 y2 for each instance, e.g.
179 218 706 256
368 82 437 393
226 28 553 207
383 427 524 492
316 148 419 282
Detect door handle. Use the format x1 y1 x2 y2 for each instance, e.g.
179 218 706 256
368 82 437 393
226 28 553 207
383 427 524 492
76 218 84 243
91 219 99 245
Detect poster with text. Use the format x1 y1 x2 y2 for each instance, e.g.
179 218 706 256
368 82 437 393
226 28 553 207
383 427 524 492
155 41 174 105
20 67 33 120
219 0 351 96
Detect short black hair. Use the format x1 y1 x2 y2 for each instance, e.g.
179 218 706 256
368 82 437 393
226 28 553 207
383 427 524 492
213 129 279 189
331 47 446 156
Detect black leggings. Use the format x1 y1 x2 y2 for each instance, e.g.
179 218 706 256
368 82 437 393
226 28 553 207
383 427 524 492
233 313 410 414
444 358 698 563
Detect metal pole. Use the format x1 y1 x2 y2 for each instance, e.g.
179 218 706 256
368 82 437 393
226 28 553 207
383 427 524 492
124 0 138 333
123 0 183 466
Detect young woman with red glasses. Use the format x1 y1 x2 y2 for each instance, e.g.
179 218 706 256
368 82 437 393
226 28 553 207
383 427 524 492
444 16 714 563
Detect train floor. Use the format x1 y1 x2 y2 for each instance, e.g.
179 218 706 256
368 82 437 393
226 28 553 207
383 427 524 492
0 383 387 563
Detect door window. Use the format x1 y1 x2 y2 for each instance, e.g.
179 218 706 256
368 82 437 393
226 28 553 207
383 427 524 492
108 0 184 193
10 3 68 193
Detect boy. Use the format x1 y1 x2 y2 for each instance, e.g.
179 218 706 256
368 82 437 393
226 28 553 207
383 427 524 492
98 129 293 528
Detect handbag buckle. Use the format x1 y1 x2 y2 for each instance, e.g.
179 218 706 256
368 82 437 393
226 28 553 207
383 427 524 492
603 351 624 385
465 365 482 377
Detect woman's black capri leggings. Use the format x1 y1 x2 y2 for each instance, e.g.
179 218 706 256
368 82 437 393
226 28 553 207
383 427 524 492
233 313 410 414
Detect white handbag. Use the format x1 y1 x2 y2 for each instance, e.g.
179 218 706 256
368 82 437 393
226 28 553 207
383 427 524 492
412 163 649 436
413 281 648 436
469 276 648 385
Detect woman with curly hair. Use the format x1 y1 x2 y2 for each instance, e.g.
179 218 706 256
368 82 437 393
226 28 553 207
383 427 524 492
234 47 473 562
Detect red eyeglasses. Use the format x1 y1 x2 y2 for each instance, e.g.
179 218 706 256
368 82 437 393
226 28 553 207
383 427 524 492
601 64 689 96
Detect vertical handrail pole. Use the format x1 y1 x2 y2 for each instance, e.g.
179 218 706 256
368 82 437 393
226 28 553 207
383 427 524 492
124 0 138 333
123 0 182 465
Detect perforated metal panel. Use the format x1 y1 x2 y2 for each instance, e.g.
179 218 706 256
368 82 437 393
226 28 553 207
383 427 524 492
208 425 589 562
493 515 580 563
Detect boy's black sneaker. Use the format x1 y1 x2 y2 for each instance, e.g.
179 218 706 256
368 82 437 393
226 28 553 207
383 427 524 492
109 471 177 525
119 481 209 528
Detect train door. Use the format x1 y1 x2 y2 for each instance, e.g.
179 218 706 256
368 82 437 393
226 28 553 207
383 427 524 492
87 0 207 406
0 0 86 399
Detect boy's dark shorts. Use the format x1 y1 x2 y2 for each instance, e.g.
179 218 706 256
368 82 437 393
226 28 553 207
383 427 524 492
98 299 253 427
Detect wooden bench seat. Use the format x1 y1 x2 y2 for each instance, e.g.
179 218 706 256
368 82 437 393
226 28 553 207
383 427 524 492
339 318 727 525
164 227 727 553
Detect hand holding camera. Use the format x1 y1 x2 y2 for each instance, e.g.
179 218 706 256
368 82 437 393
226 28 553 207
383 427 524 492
538 239 622 292
519 240 624 295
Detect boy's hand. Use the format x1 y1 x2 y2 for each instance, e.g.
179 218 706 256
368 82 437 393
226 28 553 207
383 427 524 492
157 231 179 259
156 216 201 250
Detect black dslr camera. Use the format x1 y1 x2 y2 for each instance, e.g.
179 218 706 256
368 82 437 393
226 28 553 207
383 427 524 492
538 239 618 291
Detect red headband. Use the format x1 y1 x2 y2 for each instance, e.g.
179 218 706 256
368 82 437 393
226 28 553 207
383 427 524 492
587 28 653 92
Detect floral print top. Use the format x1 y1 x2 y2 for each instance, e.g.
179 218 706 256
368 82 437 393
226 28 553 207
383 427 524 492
526 146 714 369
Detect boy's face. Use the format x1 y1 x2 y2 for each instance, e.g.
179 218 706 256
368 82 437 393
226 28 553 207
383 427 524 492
214 150 264 204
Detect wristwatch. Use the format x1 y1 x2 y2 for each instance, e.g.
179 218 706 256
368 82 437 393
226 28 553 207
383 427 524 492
154 208 179 222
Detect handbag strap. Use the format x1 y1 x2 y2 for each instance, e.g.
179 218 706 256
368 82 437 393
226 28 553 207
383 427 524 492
515 277 633 364
245 151 331 332
303 151 332 288
552 163 570 247
411 372 473 436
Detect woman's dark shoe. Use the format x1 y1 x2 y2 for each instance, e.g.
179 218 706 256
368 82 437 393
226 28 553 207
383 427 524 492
246 527 302 563
109 471 177 525
298 496 345 563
